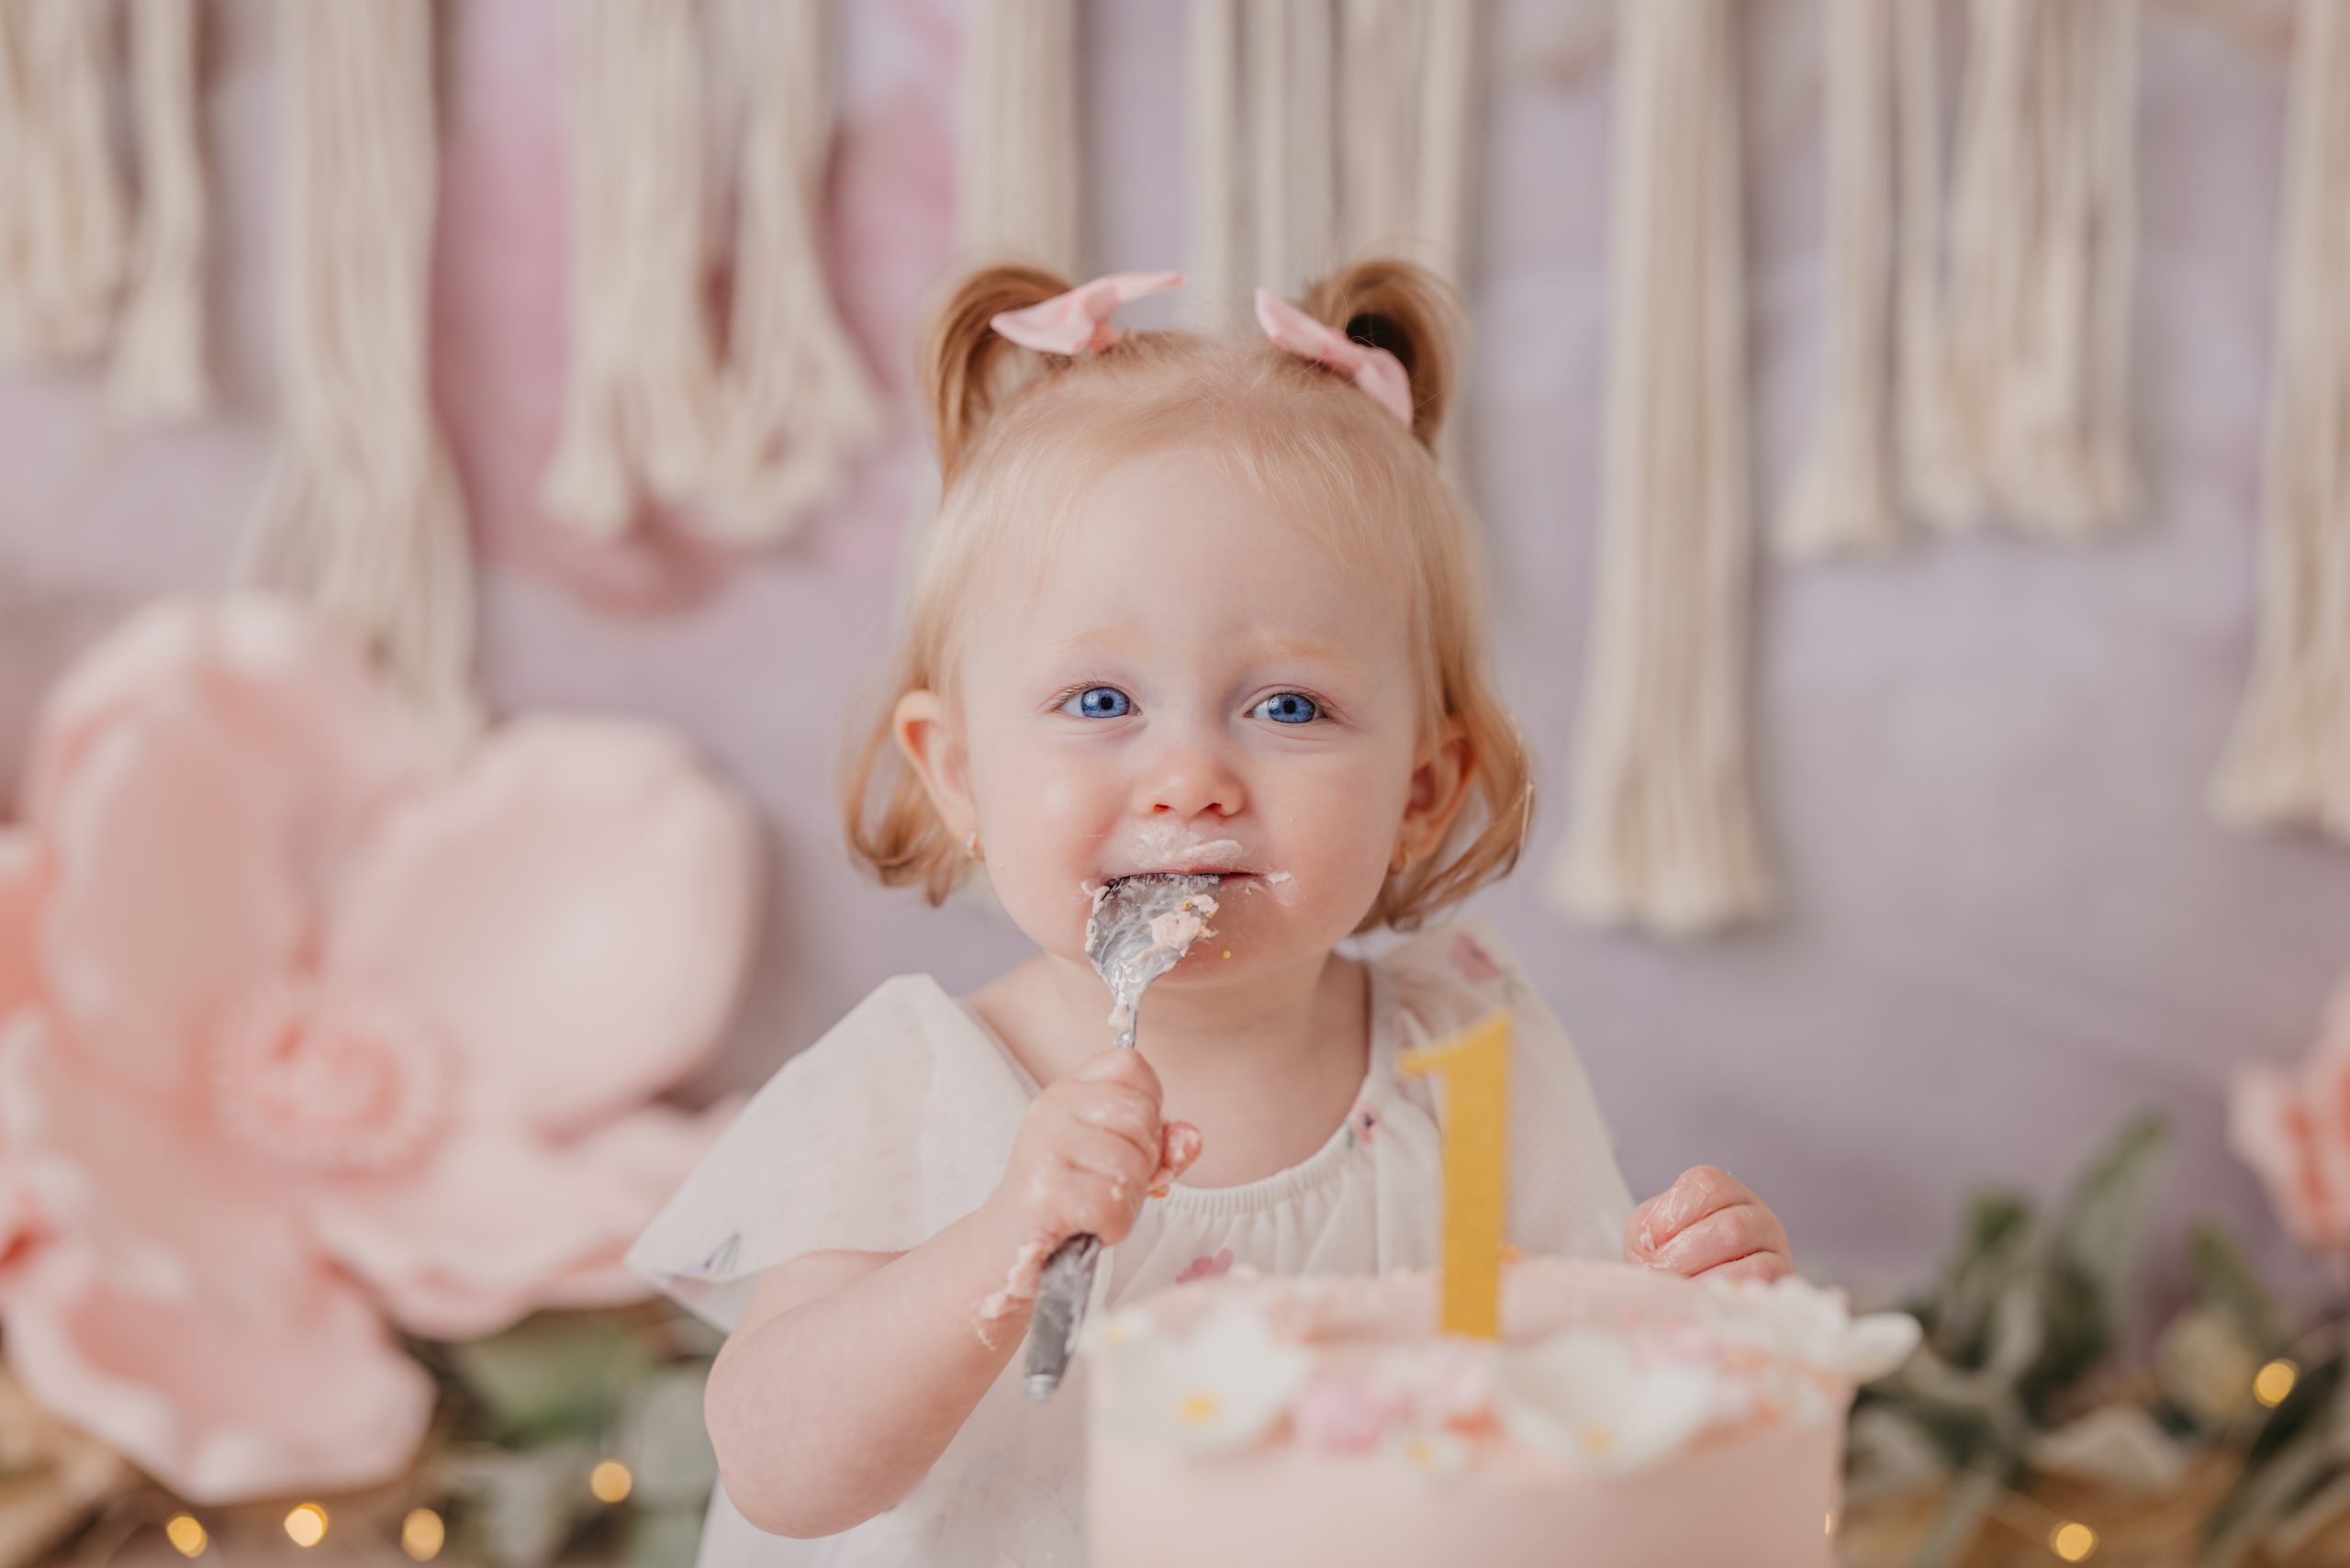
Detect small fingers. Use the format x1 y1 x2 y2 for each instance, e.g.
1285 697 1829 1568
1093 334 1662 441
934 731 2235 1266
1073 1046 1163 1103
1024 1152 1147 1240
1148 1121 1204 1196
1646 1204 1780 1277
1636 1165 1755 1253
1064 1082 1164 1165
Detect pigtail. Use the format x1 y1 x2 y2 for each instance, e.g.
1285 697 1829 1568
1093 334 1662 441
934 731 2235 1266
1299 256 1462 452
917 262 1074 484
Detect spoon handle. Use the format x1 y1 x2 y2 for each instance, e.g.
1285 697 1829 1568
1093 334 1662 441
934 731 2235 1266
1024 1021 1140 1399
1023 1231 1102 1400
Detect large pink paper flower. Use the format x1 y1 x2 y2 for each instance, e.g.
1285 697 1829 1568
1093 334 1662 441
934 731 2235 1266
2232 980 2350 1266
0 595 760 1503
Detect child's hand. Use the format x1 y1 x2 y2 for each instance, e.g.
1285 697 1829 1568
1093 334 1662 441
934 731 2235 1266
981 1046 1203 1252
1623 1166 1795 1284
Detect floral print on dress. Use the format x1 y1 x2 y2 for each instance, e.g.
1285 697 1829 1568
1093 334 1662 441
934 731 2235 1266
1450 931 1507 988
1343 1100 1381 1150
1176 1248 1236 1284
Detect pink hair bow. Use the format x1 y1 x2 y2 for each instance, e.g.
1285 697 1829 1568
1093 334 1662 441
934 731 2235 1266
1253 287 1415 432
989 270 1182 356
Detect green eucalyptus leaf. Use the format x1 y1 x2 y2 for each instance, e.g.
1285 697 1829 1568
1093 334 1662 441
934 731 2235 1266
447 1316 658 1444
443 1441 596 1568
2053 1113 2171 1341
629 1506 707 1568
619 1364 720 1508
1933 1196 2041 1369
2186 1219 2293 1356
2157 1305 2263 1433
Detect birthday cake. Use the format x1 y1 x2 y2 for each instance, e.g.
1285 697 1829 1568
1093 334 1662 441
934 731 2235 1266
1082 1256 1919 1568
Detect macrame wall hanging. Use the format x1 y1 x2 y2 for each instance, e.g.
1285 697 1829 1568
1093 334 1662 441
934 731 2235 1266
702 0 883 540
238 0 478 742
113 0 209 420
958 0 1080 275
1779 0 1900 558
1186 0 1478 332
0 0 208 421
2211 0 2350 844
1550 0 1774 938
543 0 878 543
1785 0 2141 559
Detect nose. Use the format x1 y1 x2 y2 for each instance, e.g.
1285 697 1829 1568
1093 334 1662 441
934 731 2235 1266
1132 735 1247 821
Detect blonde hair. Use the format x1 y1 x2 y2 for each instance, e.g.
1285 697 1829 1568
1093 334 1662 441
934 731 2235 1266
839 257 1534 934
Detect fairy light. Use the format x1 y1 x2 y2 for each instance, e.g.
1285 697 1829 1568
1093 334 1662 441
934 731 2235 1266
2254 1357 2299 1407
2049 1520 2098 1561
400 1508 446 1562
163 1516 207 1557
283 1504 329 1548
589 1459 633 1505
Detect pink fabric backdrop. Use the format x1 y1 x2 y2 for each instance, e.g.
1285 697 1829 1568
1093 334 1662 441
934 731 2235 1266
0 0 2339 1321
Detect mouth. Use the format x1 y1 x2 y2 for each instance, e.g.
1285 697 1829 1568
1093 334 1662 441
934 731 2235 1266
1114 868 1258 883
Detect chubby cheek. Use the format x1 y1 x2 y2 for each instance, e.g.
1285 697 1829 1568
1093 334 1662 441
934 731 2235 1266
1189 777 1404 960
968 756 1117 958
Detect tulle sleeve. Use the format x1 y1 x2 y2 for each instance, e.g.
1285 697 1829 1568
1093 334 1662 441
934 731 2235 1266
1378 914 1639 1264
623 975 1035 1332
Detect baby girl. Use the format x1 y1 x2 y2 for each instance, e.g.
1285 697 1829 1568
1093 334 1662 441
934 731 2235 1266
628 260 1796 1568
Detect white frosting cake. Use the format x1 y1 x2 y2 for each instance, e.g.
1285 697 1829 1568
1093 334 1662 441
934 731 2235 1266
1083 1256 1919 1568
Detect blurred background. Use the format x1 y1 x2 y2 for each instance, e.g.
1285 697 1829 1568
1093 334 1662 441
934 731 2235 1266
6 0 2350 1563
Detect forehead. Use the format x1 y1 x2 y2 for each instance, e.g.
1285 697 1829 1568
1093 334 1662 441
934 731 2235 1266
986 446 1413 665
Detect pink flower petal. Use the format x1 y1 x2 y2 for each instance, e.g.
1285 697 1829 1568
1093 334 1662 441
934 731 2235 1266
0 832 43 1028
326 718 759 1137
564 1097 741 1194
39 692 317 1097
311 1124 679 1341
26 594 429 835
1 1014 308 1300
0 865 47 1263
0 1245 433 1505
498 1101 738 1314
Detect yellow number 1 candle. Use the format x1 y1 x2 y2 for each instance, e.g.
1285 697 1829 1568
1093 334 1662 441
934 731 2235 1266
1396 1008 1513 1338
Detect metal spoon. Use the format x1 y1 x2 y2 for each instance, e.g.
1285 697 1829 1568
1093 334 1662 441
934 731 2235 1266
1022 871 1224 1401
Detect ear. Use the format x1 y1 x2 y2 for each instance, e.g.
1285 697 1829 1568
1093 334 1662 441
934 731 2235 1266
893 689 977 842
1400 719 1476 858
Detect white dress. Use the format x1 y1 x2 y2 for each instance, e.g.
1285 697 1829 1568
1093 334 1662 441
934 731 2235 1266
625 913 1639 1568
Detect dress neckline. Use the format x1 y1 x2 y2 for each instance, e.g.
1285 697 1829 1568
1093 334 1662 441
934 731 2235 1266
944 953 1396 1216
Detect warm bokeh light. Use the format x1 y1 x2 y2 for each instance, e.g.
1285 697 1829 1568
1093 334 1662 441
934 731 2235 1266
2255 1358 2299 1407
2050 1520 2098 1562
164 1515 207 1558
589 1459 633 1505
401 1507 446 1562
283 1504 329 1548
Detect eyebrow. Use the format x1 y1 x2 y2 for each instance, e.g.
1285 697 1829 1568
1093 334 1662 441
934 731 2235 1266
1035 628 1358 667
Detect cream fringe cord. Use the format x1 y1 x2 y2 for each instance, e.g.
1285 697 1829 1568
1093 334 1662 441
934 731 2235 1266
700 0 882 542
1552 0 1774 937
1788 0 2138 555
958 0 1080 274
110 0 210 423
1190 0 1477 334
541 0 722 538
1923 0 2140 537
2211 0 2350 842
239 0 477 745
0 0 129 366
1781 0 1899 559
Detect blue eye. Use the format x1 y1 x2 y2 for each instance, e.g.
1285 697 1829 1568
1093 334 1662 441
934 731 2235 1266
1253 692 1320 725
1062 686 1133 719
